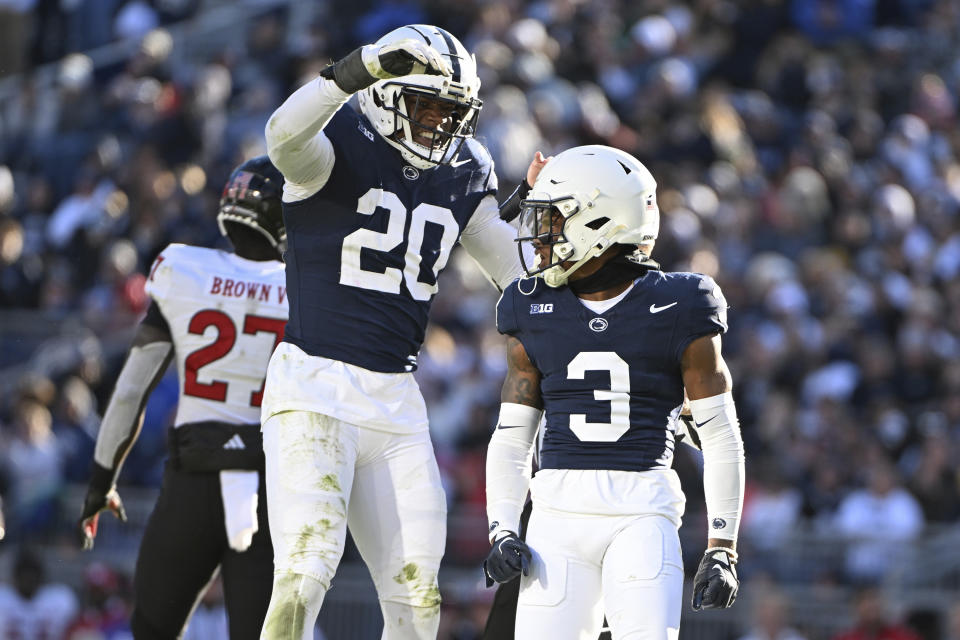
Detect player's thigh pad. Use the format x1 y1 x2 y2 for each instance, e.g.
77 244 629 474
601 516 683 640
516 508 605 640
263 410 359 586
348 427 446 609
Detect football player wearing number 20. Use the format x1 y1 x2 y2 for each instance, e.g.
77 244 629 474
484 146 744 639
78 157 287 640
261 25 527 640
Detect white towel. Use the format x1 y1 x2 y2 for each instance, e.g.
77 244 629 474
219 470 260 552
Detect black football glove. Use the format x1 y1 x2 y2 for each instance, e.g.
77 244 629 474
691 547 739 611
320 38 451 94
78 462 127 551
483 533 532 587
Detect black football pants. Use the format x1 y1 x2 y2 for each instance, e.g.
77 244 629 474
131 463 273 640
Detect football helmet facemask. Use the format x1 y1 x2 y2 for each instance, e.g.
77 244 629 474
517 145 660 288
357 25 482 170
218 155 286 256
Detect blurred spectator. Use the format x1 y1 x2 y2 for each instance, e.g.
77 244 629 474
832 587 920 640
948 600 960 640
0 547 79 638
51 376 99 483
740 462 803 573
736 586 807 640
0 0 36 77
835 460 924 583
65 562 132 640
1 400 62 538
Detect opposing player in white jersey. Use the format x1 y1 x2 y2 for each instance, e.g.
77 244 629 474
484 146 744 639
79 156 288 640
261 24 529 640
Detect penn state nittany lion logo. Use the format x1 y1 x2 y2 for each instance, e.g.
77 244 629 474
402 165 420 180
589 317 608 332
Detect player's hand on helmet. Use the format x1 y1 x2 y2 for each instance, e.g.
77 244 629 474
321 39 451 94
526 151 552 189
691 547 739 611
78 463 127 551
483 532 532 586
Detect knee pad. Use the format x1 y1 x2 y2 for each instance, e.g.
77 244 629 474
380 562 441 610
260 573 326 640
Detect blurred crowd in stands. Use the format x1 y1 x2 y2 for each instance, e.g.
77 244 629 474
2 0 960 638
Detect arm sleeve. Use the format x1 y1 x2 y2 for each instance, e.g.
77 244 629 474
265 77 351 202
93 338 173 477
460 195 528 291
486 402 542 541
140 300 171 334
689 391 744 543
498 180 530 224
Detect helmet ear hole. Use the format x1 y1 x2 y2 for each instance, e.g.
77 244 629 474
585 217 610 230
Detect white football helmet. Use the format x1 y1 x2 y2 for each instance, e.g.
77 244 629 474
357 25 482 170
517 145 660 288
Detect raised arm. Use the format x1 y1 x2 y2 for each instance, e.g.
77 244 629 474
79 303 173 549
681 332 744 610
264 77 349 201
461 152 550 290
266 38 451 201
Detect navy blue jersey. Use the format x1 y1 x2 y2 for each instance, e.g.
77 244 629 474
497 271 728 472
282 106 497 372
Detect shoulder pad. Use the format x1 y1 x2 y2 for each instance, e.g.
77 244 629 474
144 243 218 304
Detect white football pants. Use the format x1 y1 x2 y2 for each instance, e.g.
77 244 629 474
259 411 446 640
517 508 683 640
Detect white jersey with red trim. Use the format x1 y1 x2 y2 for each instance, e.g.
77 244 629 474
145 243 288 427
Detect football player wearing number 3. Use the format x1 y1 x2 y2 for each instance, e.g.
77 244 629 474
260 25 529 640
78 157 287 639
484 146 744 639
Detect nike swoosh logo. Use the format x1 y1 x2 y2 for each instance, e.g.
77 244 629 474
498 424 527 429
450 158 472 168
695 415 716 429
549 179 566 184
649 302 678 313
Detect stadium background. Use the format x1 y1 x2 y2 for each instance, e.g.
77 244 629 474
1 0 960 638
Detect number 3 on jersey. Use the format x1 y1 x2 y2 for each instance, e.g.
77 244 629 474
184 310 285 406
340 188 459 301
567 351 631 442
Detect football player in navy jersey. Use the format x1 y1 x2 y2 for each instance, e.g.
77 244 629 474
260 25 532 640
78 157 287 640
483 146 744 638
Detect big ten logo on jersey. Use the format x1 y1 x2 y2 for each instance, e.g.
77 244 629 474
357 121 375 142
209 276 287 305
530 303 553 315
222 170 255 201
